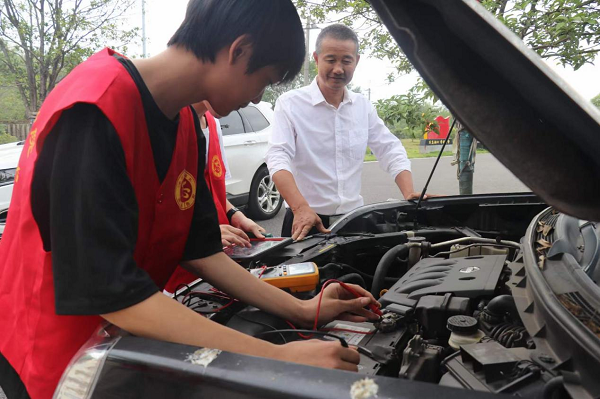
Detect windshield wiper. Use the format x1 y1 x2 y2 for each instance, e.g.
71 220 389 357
413 118 457 230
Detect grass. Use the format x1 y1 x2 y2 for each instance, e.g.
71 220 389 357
364 139 488 161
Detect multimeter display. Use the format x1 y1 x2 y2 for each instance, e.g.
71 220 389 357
250 262 319 292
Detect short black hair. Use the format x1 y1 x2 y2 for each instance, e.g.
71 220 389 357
316 24 359 55
168 0 305 83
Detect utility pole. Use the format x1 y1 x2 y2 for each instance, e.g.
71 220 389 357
303 16 311 86
142 0 147 58
303 17 319 86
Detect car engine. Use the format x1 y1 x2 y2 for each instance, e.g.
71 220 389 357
174 203 592 398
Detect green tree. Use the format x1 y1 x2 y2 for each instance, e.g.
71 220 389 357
295 0 600 101
375 89 448 139
0 85 26 121
295 0 600 74
592 93 600 108
262 59 318 107
0 0 139 117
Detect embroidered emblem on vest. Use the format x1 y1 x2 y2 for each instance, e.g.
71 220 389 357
27 128 37 157
175 169 197 210
211 155 223 178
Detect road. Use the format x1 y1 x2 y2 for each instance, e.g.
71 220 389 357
257 153 529 235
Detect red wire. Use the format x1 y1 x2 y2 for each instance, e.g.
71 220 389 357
257 265 268 279
285 320 313 339
285 279 379 340
211 299 235 313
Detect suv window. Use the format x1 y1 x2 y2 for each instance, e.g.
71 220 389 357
240 107 270 132
220 111 245 136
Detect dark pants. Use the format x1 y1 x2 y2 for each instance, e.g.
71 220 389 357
0 352 30 399
281 208 333 237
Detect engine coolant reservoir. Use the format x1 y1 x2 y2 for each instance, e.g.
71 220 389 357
447 315 485 350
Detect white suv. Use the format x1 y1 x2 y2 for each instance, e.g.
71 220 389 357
0 103 282 237
0 141 23 236
220 102 282 220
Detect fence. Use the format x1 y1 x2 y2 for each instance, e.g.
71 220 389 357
0 122 30 141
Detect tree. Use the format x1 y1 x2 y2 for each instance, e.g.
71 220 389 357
592 93 600 108
294 0 600 80
262 59 318 107
375 88 448 139
0 0 139 117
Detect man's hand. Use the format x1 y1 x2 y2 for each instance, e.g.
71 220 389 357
292 205 330 241
405 192 442 201
274 340 360 372
230 212 266 239
220 225 251 247
298 283 381 327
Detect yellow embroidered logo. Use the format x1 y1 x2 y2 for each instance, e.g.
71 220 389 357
211 155 223 178
175 169 196 211
27 128 37 157
15 167 20 183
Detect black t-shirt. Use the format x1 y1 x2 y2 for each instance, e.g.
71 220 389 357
30 55 223 316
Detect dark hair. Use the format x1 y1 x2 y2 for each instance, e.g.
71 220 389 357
315 24 359 55
168 0 305 83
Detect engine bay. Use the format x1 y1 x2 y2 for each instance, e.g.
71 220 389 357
173 199 598 398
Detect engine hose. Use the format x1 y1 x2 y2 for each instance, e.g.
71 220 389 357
486 295 519 321
336 273 367 289
319 263 399 284
541 376 565 399
371 244 409 298
490 323 528 348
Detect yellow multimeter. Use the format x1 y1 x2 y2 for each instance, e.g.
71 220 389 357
250 262 319 292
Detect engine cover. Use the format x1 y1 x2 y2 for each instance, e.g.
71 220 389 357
380 255 507 306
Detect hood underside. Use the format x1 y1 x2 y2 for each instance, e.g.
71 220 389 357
370 0 600 222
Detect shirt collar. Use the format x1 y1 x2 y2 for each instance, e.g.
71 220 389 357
309 78 354 107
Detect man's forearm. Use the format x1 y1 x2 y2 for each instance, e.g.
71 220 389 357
272 170 309 211
395 170 416 199
182 252 308 325
102 292 279 358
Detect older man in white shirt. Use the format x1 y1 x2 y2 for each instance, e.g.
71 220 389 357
266 24 425 241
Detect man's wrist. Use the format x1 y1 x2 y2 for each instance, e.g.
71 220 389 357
291 202 311 213
288 298 312 327
226 207 241 224
229 209 246 227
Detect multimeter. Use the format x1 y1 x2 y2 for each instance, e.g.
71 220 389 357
250 262 319 292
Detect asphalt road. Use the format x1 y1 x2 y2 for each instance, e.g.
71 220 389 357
257 154 529 235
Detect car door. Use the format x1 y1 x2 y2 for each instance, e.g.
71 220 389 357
219 110 253 196
238 104 271 170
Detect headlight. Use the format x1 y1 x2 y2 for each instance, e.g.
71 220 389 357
53 323 124 399
0 168 16 186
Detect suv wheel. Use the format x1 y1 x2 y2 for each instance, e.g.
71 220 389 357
248 166 282 220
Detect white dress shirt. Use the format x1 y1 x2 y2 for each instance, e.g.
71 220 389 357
266 78 411 215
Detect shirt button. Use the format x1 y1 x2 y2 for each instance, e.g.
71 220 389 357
157 193 164 204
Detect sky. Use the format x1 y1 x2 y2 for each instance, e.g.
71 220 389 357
130 0 600 103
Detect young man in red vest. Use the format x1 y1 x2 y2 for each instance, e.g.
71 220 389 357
163 102 265 295
0 1 380 398
196 101 266 247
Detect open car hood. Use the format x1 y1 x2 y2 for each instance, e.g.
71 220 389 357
370 0 600 222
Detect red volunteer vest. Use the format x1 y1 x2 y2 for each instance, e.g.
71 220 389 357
204 111 229 225
0 48 198 399
163 111 228 294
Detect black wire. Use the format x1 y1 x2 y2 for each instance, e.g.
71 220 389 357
173 283 192 301
233 313 287 344
413 118 457 230
256 329 349 347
